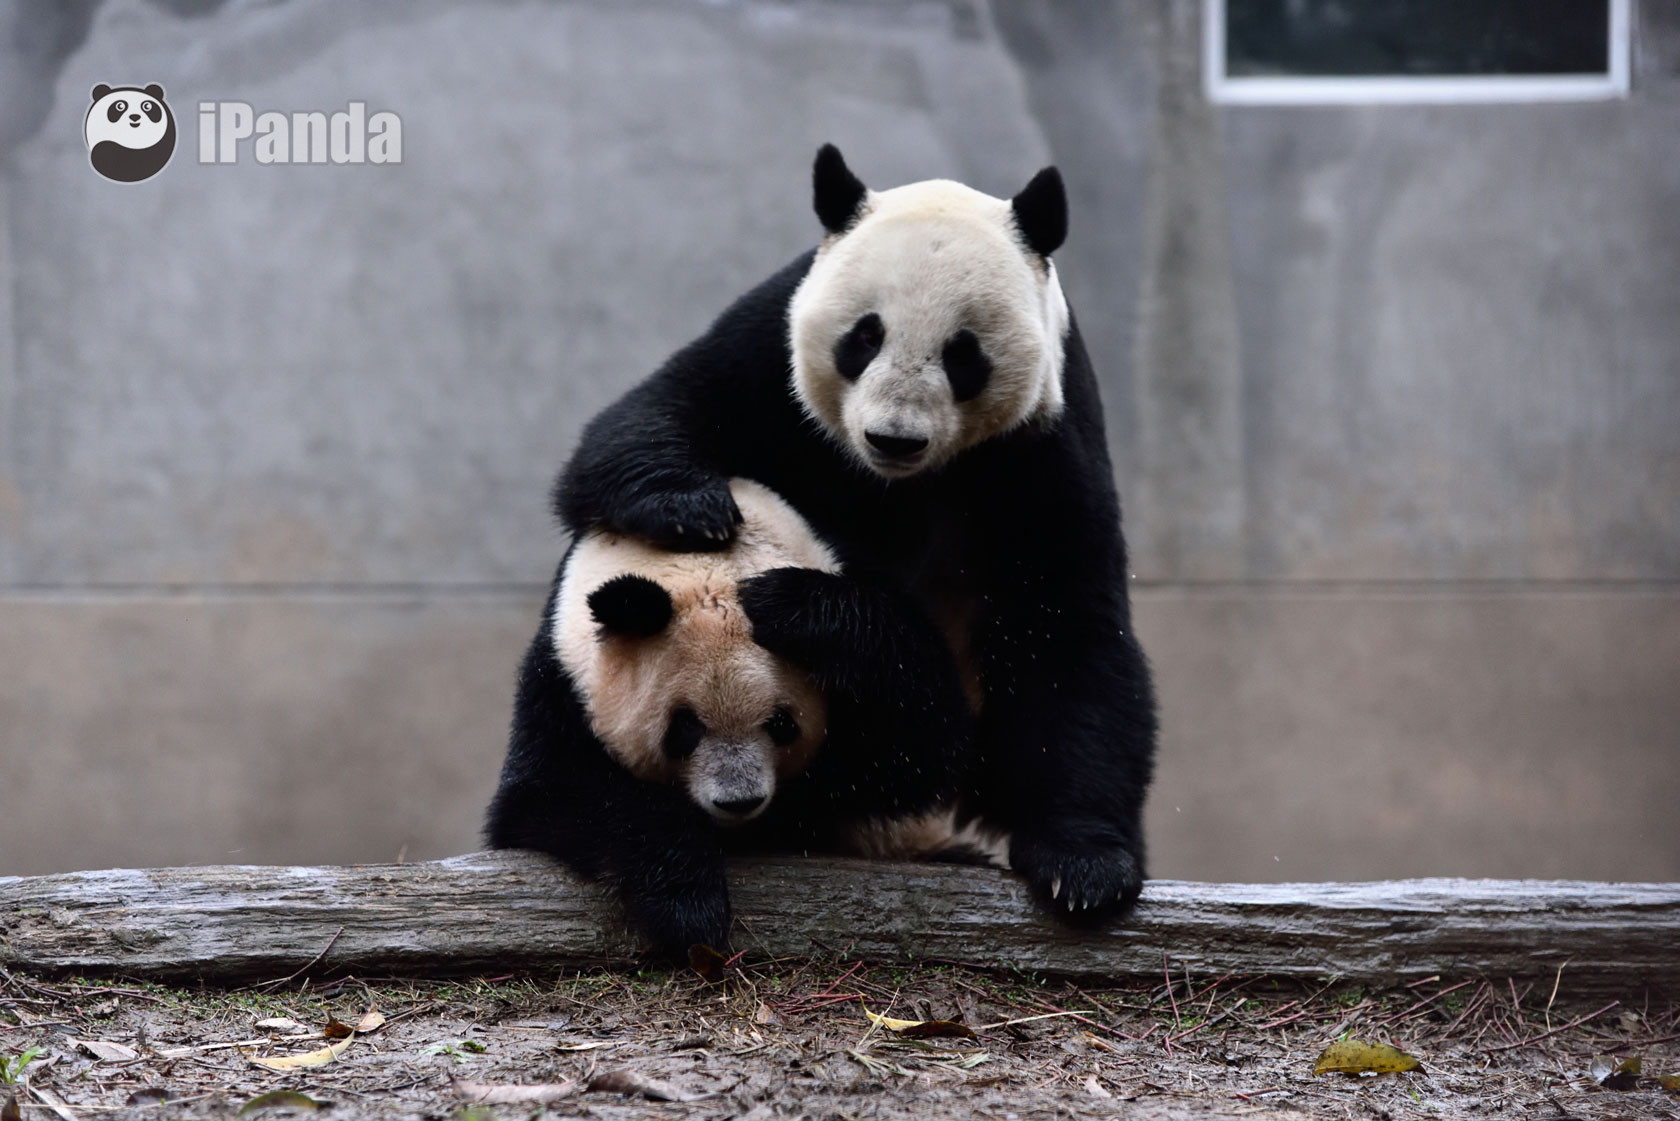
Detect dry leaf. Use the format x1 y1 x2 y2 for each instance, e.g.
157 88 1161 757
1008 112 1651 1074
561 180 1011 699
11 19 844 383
321 1018 355 1040
454 1077 580 1104
353 1010 386 1033
250 1036 354 1071
1659 1073 1680 1091
902 1020 978 1040
1313 1040 1423 1076
863 1006 976 1040
1083 1075 1112 1099
27 1084 75 1121
73 1039 139 1062
688 943 728 983
238 1090 320 1115
754 1001 778 1025
554 1040 615 1052
254 1018 305 1034
2 1093 20 1121
588 1069 706 1102
864 1007 923 1032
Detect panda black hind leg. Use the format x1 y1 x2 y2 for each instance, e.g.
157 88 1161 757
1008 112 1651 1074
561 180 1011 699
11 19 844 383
485 612 732 958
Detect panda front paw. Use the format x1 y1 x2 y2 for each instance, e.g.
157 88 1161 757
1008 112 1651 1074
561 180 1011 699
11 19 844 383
616 480 742 552
1010 828 1144 924
739 567 841 659
624 878 732 961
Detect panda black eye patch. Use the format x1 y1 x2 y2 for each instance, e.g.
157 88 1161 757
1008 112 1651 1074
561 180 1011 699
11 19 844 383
664 706 706 760
142 100 162 122
942 329 992 402
587 573 674 638
765 705 800 747
833 312 885 382
107 100 127 123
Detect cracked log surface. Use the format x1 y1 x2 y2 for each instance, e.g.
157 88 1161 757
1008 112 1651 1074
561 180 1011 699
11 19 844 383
2 852 1676 993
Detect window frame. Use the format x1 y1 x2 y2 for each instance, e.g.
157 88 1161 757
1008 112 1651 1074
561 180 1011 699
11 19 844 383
1202 0 1632 105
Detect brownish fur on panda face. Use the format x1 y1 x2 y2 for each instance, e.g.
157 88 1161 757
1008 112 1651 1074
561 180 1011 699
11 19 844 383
584 572 825 821
553 480 838 824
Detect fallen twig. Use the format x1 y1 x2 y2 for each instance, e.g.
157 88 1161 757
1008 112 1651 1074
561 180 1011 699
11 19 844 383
1483 999 1620 1053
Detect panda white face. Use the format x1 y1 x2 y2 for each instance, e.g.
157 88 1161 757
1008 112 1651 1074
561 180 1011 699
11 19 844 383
788 148 1070 479
555 481 836 824
86 85 170 151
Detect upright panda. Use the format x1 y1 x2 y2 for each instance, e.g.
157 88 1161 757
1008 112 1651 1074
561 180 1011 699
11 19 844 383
558 146 1157 922
487 478 972 956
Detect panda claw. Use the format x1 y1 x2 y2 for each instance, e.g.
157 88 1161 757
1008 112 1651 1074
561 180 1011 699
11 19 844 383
1050 875 1062 900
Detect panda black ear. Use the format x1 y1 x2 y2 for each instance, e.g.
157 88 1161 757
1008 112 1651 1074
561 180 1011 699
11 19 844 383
143 84 165 101
588 574 673 639
92 84 112 102
1011 166 1067 259
813 143 868 235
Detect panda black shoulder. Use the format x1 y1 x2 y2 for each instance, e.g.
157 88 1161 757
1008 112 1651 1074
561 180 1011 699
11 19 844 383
552 251 817 539
680 249 817 372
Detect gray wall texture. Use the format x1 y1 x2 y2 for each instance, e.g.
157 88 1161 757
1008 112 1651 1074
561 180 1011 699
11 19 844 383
1 0 1676 881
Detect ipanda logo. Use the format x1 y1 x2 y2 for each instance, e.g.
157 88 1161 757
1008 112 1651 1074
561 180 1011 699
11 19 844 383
199 100 402 165
85 83 177 182
85 85 401 181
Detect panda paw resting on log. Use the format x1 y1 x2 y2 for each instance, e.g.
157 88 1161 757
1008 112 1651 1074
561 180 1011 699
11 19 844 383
487 146 1157 959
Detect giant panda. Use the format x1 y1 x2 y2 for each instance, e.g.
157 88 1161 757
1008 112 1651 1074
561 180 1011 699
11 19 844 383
556 146 1158 923
84 84 176 183
487 478 973 957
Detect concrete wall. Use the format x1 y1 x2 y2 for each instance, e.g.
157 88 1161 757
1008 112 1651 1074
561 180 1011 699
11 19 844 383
2 0 1675 881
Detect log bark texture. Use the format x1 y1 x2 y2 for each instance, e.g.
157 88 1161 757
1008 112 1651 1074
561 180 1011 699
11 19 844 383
3 852 1676 994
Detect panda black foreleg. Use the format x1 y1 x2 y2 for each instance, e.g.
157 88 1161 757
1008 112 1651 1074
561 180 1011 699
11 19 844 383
554 406 741 552
975 613 1156 923
486 634 732 958
738 566 972 823
551 254 818 552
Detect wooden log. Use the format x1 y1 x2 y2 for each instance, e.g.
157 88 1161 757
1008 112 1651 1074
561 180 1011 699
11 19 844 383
2 852 1676 994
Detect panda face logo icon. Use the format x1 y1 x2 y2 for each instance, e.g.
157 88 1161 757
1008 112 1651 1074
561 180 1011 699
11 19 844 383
85 83 176 183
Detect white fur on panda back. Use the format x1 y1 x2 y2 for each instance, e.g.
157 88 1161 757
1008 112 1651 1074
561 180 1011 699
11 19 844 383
845 808 1011 868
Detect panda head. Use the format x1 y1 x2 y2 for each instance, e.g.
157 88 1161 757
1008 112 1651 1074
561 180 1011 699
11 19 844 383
555 481 835 824
787 144 1071 479
84 84 177 183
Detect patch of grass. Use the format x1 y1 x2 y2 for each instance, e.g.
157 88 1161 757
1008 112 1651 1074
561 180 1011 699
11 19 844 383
1 1047 43 1084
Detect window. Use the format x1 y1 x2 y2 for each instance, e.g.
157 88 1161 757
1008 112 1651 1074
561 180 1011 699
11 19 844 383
1204 0 1631 105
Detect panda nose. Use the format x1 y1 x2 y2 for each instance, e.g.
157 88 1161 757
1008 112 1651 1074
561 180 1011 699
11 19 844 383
128 113 140 122
713 794 765 816
864 431 929 458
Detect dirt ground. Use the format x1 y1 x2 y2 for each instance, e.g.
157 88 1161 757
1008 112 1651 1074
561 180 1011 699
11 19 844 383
2 960 1676 1121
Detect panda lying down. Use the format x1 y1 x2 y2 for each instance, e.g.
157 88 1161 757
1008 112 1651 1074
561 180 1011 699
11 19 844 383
486 478 988 956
